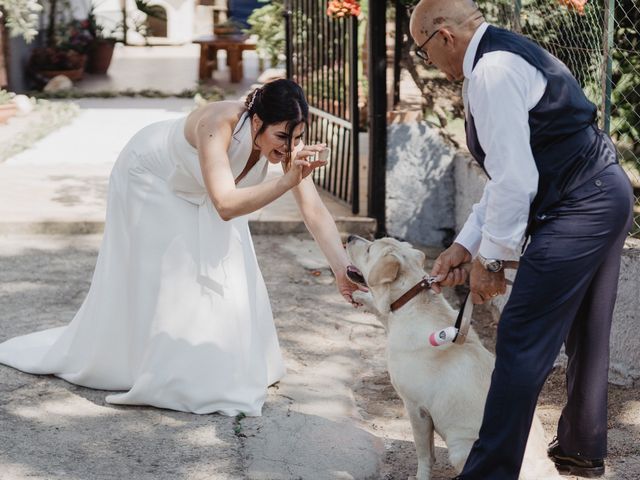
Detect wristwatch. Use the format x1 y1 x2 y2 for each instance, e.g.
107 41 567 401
477 255 504 273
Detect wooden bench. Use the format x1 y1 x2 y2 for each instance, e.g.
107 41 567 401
193 34 257 83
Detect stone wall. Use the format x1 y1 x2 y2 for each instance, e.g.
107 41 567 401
385 120 456 247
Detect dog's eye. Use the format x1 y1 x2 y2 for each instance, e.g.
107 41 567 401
366 245 371 254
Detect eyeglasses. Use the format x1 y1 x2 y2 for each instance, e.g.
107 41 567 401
413 12 485 64
414 28 441 63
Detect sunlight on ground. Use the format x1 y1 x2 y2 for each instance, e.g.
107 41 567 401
618 400 640 426
10 395 113 421
186 425 230 448
0 462 35 478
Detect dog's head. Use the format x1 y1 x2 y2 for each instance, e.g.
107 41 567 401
346 236 427 313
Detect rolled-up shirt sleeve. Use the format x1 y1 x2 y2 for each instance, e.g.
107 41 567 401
456 53 542 261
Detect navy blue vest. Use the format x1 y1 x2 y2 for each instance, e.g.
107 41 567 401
465 26 616 233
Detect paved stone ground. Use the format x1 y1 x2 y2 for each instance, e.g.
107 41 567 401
1 234 638 479
0 234 384 480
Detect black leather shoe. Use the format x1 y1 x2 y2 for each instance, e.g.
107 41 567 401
547 438 605 477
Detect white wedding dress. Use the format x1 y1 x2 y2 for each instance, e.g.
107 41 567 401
0 112 285 416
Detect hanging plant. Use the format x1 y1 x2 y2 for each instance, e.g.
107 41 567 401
326 0 361 19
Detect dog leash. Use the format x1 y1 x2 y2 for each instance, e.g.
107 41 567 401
429 293 473 346
429 262 519 347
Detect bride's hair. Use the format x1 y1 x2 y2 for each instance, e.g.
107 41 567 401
244 79 309 170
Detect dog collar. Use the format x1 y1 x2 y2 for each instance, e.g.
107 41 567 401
389 276 436 312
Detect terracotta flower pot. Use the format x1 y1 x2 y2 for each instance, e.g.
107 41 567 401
30 50 87 82
39 66 85 81
87 40 116 75
0 103 18 124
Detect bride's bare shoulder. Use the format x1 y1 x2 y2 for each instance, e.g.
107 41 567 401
189 101 245 129
185 101 246 146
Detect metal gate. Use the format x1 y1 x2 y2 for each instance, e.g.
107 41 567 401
283 1 360 214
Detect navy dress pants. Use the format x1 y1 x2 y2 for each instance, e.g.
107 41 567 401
459 163 634 479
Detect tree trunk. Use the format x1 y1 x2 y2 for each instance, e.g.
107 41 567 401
0 14 9 88
47 0 58 46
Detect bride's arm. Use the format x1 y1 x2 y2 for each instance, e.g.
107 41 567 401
196 114 296 221
291 177 366 305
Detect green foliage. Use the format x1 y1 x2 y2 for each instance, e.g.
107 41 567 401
0 88 13 104
31 85 224 101
135 0 167 21
609 0 639 149
0 0 42 42
247 0 285 68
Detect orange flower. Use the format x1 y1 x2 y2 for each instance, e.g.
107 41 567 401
327 0 361 18
557 0 587 15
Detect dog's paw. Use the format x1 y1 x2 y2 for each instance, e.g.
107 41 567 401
352 290 370 303
352 291 376 312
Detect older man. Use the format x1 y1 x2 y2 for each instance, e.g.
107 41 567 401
409 0 633 478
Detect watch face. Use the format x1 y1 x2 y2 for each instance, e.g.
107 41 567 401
486 260 502 272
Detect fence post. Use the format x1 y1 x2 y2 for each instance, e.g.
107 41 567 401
392 0 404 107
512 0 522 33
350 15 360 214
602 0 615 134
284 0 293 80
368 0 387 235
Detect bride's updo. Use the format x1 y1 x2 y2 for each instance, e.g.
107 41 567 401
244 79 309 168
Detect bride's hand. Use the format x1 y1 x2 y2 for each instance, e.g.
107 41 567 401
284 143 328 186
335 267 368 307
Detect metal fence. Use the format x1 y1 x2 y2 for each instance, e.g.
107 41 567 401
284 0 360 214
478 0 640 236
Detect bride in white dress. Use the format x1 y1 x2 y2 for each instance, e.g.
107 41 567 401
0 79 362 416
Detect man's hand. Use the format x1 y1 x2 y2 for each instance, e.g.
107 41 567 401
469 259 507 304
430 243 472 294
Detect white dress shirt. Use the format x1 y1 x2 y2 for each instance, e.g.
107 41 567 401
455 22 548 260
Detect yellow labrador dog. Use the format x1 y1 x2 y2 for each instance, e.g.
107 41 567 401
345 236 561 480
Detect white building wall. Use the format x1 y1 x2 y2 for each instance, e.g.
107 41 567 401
92 0 195 44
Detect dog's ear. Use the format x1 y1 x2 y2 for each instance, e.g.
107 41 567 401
368 253 401 286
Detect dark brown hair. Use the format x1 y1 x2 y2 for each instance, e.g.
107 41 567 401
243 79 309 169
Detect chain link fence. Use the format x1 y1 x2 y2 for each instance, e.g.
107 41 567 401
478 0 640 237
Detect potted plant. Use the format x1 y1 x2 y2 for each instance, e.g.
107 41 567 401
29 46 87 81
27 0 94 83
85 6 120 74
247 0 285 68
0 88 17 123
214 19 245 36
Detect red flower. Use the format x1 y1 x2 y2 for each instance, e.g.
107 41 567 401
327 0 361 18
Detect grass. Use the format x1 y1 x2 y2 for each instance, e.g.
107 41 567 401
233 412 247 437
30 85 224 103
